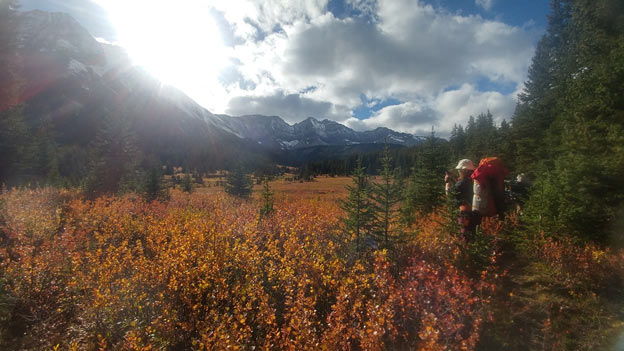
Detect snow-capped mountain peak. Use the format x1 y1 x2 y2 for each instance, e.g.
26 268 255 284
218 115 423 150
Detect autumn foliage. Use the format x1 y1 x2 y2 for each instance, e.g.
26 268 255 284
0 187 622 350
0 187 491 350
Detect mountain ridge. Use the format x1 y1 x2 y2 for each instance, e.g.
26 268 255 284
215 114 424 150
13 9 424 168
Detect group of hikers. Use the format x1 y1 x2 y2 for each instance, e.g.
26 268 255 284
444 157 530 241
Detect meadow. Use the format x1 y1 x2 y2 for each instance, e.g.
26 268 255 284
0 178 623 350
199 175 353 201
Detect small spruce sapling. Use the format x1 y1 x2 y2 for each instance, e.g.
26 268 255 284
370 146 403 248
260 177 274 216
181 173 194 193
340 158 373 253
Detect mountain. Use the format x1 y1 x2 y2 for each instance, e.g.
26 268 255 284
12 10 424 171
14 10 265 172
214 115 424 150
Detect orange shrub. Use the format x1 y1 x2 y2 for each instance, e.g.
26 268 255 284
1 188 491 350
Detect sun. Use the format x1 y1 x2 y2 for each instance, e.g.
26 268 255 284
97 1 228 105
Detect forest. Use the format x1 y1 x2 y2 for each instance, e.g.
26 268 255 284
1 0 623 350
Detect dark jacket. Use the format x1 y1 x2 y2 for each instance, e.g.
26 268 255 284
454 178 473 207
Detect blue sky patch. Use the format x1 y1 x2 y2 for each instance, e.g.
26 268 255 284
443 84 463 93
426 0 550 28
327 0 350 19
327 0 375 20
475 77 517 95
299 86 317 94
353 94 402 120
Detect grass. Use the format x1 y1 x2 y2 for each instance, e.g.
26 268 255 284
176 173 352 201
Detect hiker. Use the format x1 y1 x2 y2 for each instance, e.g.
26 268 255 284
509 173 531 213
446 159 481 241
471 157 508 220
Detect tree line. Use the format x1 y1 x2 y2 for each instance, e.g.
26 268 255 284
307 0 624 245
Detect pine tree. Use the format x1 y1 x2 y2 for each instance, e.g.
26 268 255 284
260 177 274 216
299 165 314 182
516 0 624 242
27 117 62 186
0 0 22 113
0 106 30 186
0 1 32 187
370 146 403 248
340 158 373 253
181 173 194 193
141 163 169 202
449 124 466 161
464 111 497 161
84 114 141 199
402 130 448 222
225 164 253 198
512 0 574 173
494 119 515 169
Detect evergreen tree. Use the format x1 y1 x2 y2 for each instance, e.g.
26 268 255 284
0 0 22 113
225 164 253 198
299 164 314 182
84 114 141 199
0 1 32 187
181 173 194 193
370 146 403 248
402 130 448 222
449 124 466 161
516 0 624 242
494 119 515 169
28 117 62 186
140 163 169 202
465 111 497 162
260 177 274 216
340 158 373 253
0 106 30 186
512 0 574 173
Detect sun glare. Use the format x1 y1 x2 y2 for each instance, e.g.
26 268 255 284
97 1 228 107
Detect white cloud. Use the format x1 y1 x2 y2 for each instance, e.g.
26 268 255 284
94 37 118 45
343 84 516 136
475 0 495 11
212 0 328 40
97 0 539 134
345 0 378 18
217 0 537 133
225 90 351 124
345 101 437 135
433 84 516 130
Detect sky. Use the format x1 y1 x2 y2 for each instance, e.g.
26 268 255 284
19 0 550 136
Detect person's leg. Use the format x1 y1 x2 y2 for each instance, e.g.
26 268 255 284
458 207 473 243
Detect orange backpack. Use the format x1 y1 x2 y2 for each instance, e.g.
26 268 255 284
470 157 508 217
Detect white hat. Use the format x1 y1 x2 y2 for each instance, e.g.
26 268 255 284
455 159 476 171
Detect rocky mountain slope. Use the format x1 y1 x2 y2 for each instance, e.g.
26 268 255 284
14 10 423 168
214 114 423 150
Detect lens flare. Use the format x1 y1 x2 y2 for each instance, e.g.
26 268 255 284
96 0 228 108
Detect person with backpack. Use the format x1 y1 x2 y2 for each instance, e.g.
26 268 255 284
446 159 481 241
471 157 508 220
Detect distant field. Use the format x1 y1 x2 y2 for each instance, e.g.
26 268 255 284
254 176 351 200
195 174 352 200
